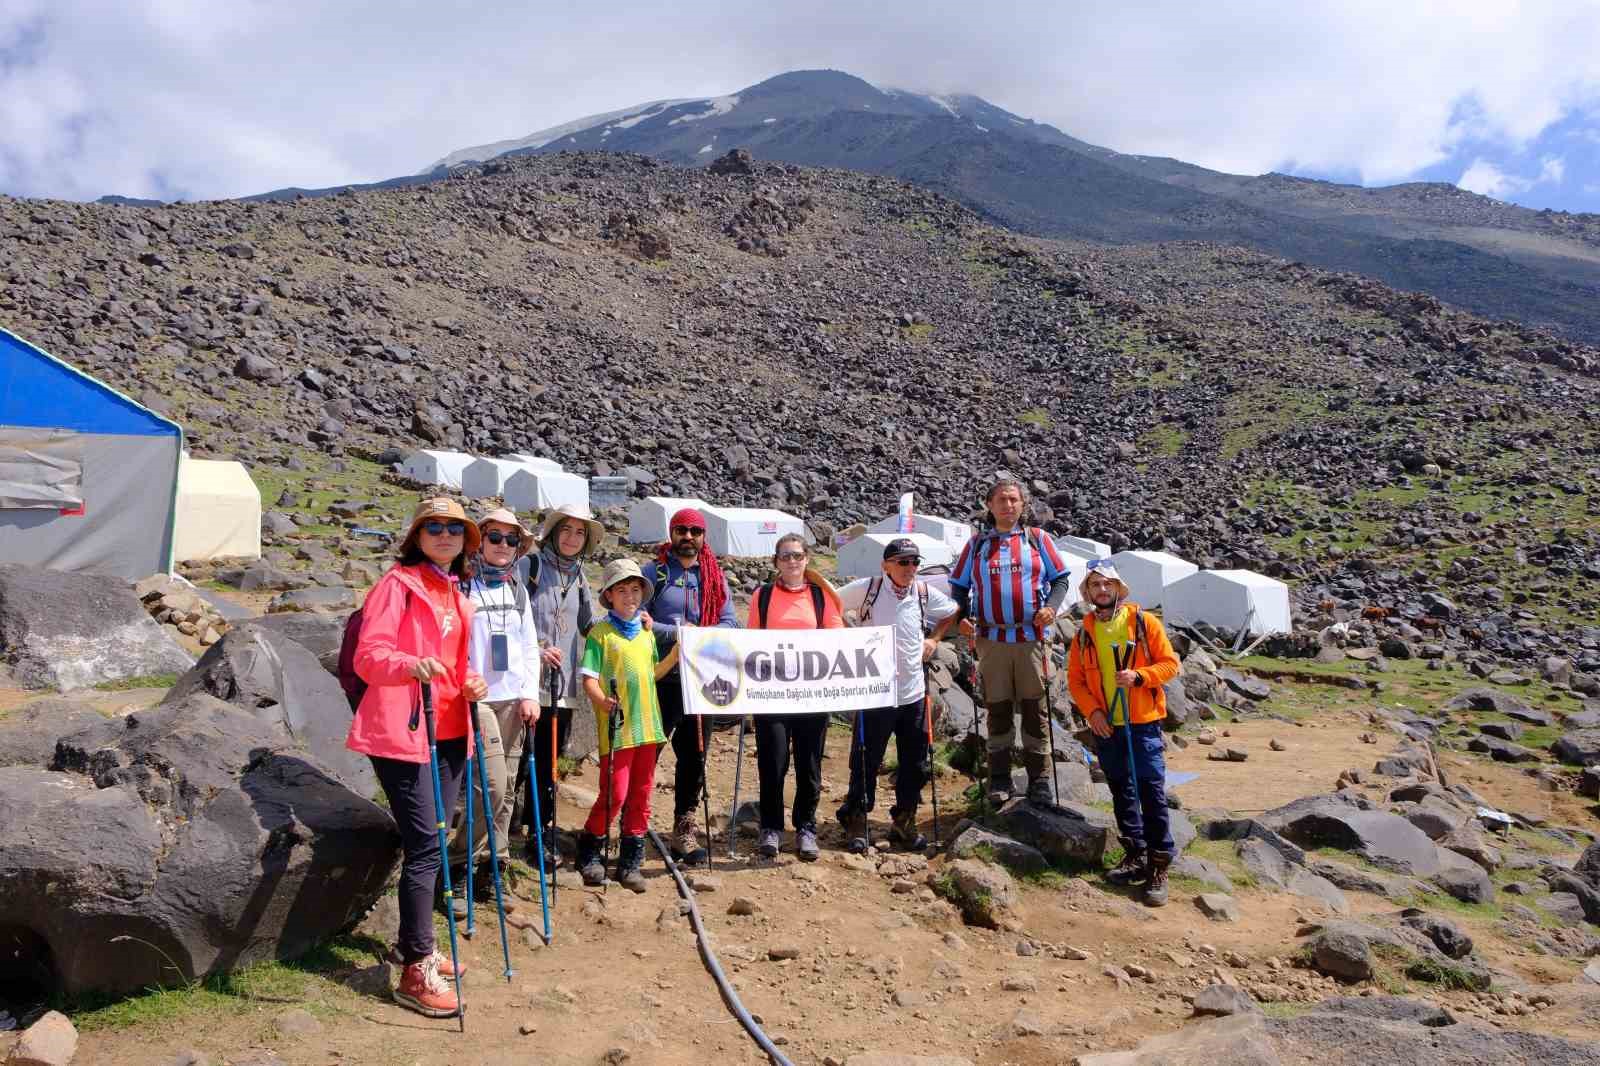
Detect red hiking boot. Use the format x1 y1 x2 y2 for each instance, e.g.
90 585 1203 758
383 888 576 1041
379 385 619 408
394 954 459 1018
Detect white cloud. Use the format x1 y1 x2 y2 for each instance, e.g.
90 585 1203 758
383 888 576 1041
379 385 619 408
1458 159 1529 198
1539 155 1567 183
2 1 1600 200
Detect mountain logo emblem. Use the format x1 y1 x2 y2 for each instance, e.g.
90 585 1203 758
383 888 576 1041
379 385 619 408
689 636 741 708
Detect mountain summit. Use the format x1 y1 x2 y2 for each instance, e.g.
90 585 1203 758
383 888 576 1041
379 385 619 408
428 68 1600 342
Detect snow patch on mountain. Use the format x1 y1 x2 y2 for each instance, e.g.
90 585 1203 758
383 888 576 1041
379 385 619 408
669 94 741 125
427 99 692 170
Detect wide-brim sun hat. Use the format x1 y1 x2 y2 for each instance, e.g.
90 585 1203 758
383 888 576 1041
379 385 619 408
476 506 535 558
598 557 651 608
537 503 605 558
401 497 481 556
1079 558 1131 603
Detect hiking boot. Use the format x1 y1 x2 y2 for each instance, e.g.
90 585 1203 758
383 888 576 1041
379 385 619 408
385 947 467 981
1025 776 1054 806
672 814 706 863
1144 853 1171 908
576 831 606 886
615 836 647 894
394 954 459 1018
1105 846 1148 887
888 810 927 851
842 811 870 855
757 829 781 859
796 826 820 862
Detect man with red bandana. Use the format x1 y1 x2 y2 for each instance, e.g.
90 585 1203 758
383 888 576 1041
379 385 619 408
641 507 737 862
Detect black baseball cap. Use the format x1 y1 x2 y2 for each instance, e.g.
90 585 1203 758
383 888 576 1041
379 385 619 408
882 537 921 561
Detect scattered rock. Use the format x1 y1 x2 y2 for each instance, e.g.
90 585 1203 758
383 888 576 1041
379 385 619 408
1192 982 1261 1017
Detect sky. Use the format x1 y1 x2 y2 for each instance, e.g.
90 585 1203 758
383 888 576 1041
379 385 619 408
3 1 1599 212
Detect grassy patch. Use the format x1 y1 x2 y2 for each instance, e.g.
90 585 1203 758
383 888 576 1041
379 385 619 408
67 933 381 1033
1138 423 1188 458
1260 1001 1311 1020
1019 407 1053 428
899 322 934 340
93 673 179 691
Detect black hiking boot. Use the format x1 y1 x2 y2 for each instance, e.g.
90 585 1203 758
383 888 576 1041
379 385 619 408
576 831 606 886
888 809 927 851
1144 852 1172 907
615 836 647 893
1105 844 1148 887
841 810 870 855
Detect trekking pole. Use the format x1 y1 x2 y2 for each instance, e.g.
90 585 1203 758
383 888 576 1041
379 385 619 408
524 721 553 946
1041 632 1060 808
855 709 872 850
923 664 940 847
414 681 466 1030
603 679 621 892
698 713 714 869
470 707 514 980
728 715 748 858
462 719 476 940
1114 643 1139 796
545 660 562 909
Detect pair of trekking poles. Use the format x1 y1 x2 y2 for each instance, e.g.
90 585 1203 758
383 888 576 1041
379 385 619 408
411 677 557 1031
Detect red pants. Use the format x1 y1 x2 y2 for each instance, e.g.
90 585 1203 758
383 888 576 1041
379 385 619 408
584 744 659 838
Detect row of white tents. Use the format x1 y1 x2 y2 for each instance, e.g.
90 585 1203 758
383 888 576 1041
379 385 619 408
398 449 590 512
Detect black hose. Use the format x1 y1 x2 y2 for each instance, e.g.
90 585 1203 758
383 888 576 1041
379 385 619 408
646 830 795 1066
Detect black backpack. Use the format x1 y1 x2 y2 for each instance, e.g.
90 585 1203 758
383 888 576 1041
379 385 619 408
755 581 826 628
857 576 931 634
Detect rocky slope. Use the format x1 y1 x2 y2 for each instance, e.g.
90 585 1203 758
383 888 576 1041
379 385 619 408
4 149 1599 668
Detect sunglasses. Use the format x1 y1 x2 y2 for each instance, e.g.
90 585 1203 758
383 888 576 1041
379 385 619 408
777 551 807 562
483 531 521 547
1086 558 1115 571
890 557 921 567
671 525 705 536
422 521 466 537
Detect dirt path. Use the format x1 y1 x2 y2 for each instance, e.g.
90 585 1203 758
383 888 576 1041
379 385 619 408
66 702 1600 1066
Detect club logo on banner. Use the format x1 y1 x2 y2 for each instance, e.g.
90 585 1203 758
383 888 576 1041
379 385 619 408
678 626 898 716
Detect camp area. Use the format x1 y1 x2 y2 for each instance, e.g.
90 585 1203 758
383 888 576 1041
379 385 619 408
461 455 565 499
503 467 590 512
702 504 808 557
836 530 955 579
173 454 262 563
1109 549 1199 609
397 448 475 489
0 327 182 580
866 511 973 554
1163 568 1293 636
626 496 710 543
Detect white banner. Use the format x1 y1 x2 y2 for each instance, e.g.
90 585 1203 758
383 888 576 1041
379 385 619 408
678 625 898 716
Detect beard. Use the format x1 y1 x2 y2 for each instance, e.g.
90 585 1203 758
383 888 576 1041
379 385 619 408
673 538 698 559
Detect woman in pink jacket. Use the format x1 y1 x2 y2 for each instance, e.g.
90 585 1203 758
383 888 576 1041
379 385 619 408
347 497 489 1018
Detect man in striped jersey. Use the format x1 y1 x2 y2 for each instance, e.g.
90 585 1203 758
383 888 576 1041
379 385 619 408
948 477 1074 806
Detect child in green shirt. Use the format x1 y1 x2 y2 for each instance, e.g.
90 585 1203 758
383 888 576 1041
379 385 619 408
577 558 679 891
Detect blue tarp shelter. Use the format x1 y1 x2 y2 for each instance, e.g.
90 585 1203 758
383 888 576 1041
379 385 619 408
1 326 183 578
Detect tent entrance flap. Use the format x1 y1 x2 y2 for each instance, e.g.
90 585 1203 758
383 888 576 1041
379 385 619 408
0 428 84 509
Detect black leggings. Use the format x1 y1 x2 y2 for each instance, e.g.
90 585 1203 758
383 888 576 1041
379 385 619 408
371 739 467 965
754 713 829 831
840 700 929 818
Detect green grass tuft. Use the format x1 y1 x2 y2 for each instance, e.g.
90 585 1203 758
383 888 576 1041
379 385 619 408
93 673 179 691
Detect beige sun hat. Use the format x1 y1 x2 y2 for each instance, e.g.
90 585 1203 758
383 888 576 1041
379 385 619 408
537 503 605 558
401 497 481 556
1078 558 1132 604
597 557 651 608
476 506 535 558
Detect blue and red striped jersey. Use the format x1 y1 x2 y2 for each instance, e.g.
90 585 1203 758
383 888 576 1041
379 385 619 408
949 527 1066 643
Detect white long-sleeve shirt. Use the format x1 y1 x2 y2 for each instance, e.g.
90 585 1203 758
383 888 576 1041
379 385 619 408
836 576 958 704
465 576 541 702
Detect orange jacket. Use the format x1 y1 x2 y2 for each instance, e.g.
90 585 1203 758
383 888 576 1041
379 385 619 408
1066 604 1181 726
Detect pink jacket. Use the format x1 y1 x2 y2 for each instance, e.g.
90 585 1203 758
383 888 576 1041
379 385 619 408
346 564 478 763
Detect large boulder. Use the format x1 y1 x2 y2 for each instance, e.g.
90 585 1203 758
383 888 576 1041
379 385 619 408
163 622 376 797
1440 687 1551 725
997 798 1113 866
0 565 194 690
1257 794 1441 877
249 611 348 676
0 693 398 996
1552 729 1600 767
0 699 107 768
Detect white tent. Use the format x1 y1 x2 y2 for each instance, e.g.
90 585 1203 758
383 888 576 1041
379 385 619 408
399 449 475 490
1057 534 1111 559
462 457 560 499
173 455 261 562
505 453 564 472
1109 550 1198 609
1164 570 1292 636
836 531 954 581
627 496 709 544
503 469 590 513
867 512 973 554
703 505 807 558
